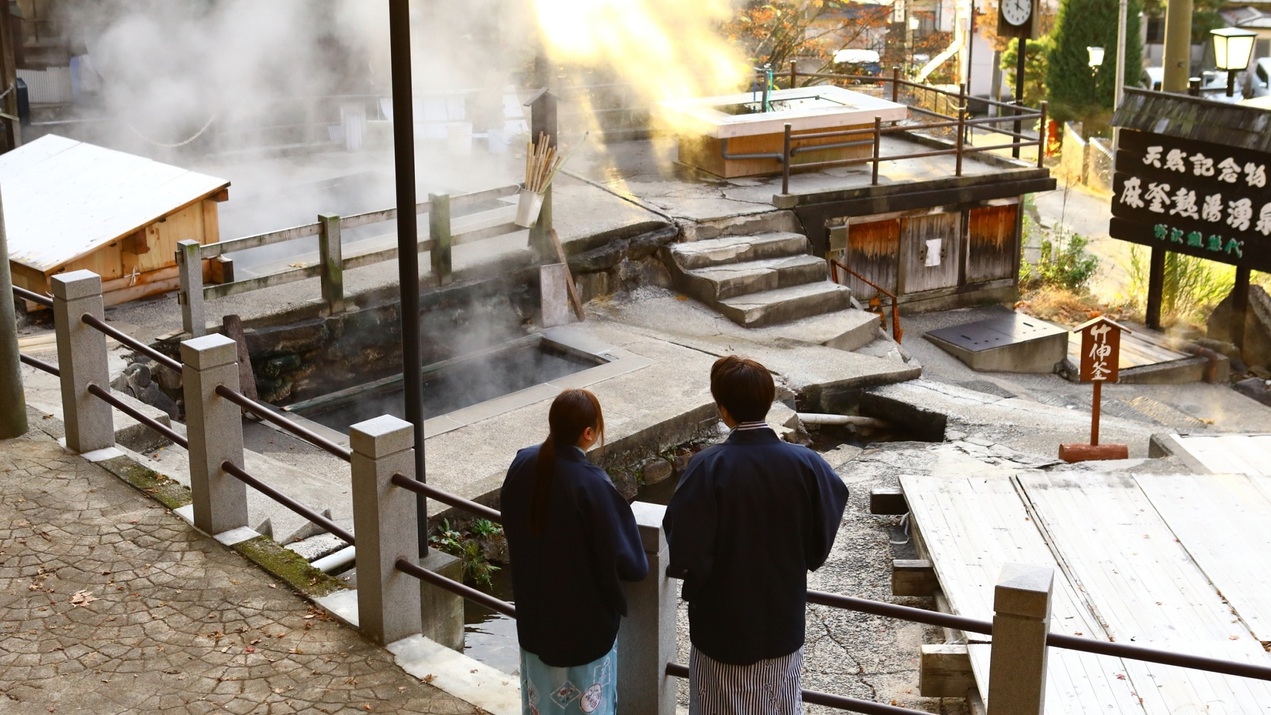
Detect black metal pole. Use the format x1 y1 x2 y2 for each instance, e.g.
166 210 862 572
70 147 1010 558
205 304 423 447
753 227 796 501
1013 36 1026 159
966 1 975 98
389 0 428 556
1146 247 1165 329
1232 266 1250 353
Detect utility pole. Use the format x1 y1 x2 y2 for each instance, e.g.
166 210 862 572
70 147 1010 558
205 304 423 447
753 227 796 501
1147 0 1194 329
0 189 28 438
0 0 20 153
1161 0 1193 94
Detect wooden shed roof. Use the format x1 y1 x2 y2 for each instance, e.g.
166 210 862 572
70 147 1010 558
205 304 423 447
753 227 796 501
0 135 230 273
1112 88 1271 154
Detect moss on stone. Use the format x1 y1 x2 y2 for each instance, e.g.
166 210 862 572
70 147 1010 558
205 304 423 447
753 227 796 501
100 456 193 510
233 536 345 597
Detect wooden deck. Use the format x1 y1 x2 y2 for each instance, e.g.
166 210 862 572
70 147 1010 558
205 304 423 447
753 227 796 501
901 472 1271 713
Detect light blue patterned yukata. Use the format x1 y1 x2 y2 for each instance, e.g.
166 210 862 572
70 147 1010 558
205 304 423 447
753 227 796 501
520 642 618 715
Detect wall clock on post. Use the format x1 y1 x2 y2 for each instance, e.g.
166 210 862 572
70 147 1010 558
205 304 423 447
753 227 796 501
1000 0 1033 31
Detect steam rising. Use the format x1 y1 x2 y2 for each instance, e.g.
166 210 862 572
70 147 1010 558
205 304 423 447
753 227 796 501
532 0 748 127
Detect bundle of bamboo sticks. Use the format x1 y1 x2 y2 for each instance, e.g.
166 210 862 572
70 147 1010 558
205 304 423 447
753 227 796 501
524 131 585 194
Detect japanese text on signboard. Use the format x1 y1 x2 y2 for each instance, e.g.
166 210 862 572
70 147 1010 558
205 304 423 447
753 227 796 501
1110 130 1271 272
1078 321 1120 383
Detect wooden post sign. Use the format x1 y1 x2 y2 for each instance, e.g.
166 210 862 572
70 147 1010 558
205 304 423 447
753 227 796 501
1059 316 1131 463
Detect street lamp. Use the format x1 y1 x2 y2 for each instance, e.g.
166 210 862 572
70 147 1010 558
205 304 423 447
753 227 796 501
1211 27 1257 97
1087 46 1105 72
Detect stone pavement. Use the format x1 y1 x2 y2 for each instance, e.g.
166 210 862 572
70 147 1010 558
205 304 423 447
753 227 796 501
0 419 484 715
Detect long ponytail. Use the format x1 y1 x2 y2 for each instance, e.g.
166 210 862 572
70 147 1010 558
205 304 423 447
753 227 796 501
529 389 604 535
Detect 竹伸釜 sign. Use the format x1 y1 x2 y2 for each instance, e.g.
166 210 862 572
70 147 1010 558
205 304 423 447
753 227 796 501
1076 317 1127 383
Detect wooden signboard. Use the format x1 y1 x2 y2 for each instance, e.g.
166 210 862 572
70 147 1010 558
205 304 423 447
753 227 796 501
1078 318 1122 383
1061 317 1130 463
1111 129 1271 272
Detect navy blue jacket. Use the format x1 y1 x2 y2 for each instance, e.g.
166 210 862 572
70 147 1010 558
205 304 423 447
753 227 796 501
500 444 649 667
663 427 849 665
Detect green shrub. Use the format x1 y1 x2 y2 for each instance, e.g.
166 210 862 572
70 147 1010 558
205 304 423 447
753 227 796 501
1126 246 1240 325
429 518 501 587
1020 229 1099 292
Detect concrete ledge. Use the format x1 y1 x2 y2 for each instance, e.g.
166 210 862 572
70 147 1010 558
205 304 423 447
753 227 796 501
389 634 520 715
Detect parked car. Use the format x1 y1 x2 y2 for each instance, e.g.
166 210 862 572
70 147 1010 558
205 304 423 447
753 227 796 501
832 49 882 81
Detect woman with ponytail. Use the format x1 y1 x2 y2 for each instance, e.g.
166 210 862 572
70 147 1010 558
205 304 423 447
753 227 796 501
500 388 648 714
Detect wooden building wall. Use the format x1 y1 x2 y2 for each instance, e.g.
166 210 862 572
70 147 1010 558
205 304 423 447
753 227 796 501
829 199 1019 307
13 196 221 307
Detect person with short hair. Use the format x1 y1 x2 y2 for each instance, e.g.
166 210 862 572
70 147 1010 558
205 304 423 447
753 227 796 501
501 388 649 715
664 355 849 714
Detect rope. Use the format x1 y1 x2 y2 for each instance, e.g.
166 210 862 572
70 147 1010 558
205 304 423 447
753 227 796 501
122 113 218 148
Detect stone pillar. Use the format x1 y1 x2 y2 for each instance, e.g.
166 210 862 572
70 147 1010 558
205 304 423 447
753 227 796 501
176 240 205 338
419 545 464 651
618 502 676 715
181 334 248 535
350 415 422 645
987 563 1054 715
51 271 113 453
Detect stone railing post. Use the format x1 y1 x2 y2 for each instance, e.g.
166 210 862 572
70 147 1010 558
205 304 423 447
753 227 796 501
350 415 422 645
987 563 1054 715
618 501 676 715
180 333 247 535
318 214 345 314
176 239 205 338
51 270 113 454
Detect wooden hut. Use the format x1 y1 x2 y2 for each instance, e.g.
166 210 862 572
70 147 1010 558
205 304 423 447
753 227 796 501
1 134 229 307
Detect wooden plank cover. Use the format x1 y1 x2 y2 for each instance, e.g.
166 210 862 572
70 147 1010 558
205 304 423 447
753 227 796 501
1169 434 1271 478
900 474 1145 712
1135 472 1271 641
1018 472 1271 712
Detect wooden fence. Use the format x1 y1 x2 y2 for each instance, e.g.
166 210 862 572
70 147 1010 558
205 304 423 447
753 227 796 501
176 184 523 337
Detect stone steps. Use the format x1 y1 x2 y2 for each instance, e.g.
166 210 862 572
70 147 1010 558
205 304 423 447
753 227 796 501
717 281 854 328
679 254 828 301
665 230 880 347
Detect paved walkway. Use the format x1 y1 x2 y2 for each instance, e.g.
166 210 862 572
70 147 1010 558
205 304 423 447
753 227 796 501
0 422 484 715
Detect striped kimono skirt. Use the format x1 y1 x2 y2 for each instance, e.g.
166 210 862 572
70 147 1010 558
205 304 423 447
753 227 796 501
689 646 804 715
520 642 618 715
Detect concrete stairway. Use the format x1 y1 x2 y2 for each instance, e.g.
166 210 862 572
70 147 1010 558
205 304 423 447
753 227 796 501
664 231 882 350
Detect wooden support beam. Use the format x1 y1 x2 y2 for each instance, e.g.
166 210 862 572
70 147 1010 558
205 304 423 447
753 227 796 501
920 644 975 698
892 558 939 596
870 487 908 515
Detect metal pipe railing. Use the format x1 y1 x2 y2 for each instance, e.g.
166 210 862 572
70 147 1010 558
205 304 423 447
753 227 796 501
214 385 353 462
808 589 986 635
220 460 355 545
830 259 901 341
79 313 181 372
1046 633 1271 682
19 353 58 376
390 473 502 523
395 557 515 618
13 285 52 308
86 382 188 449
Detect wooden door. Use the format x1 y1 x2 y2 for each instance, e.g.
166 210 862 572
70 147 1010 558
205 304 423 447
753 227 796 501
840 218 900 301
900 212 961 293
967 204 1018 283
